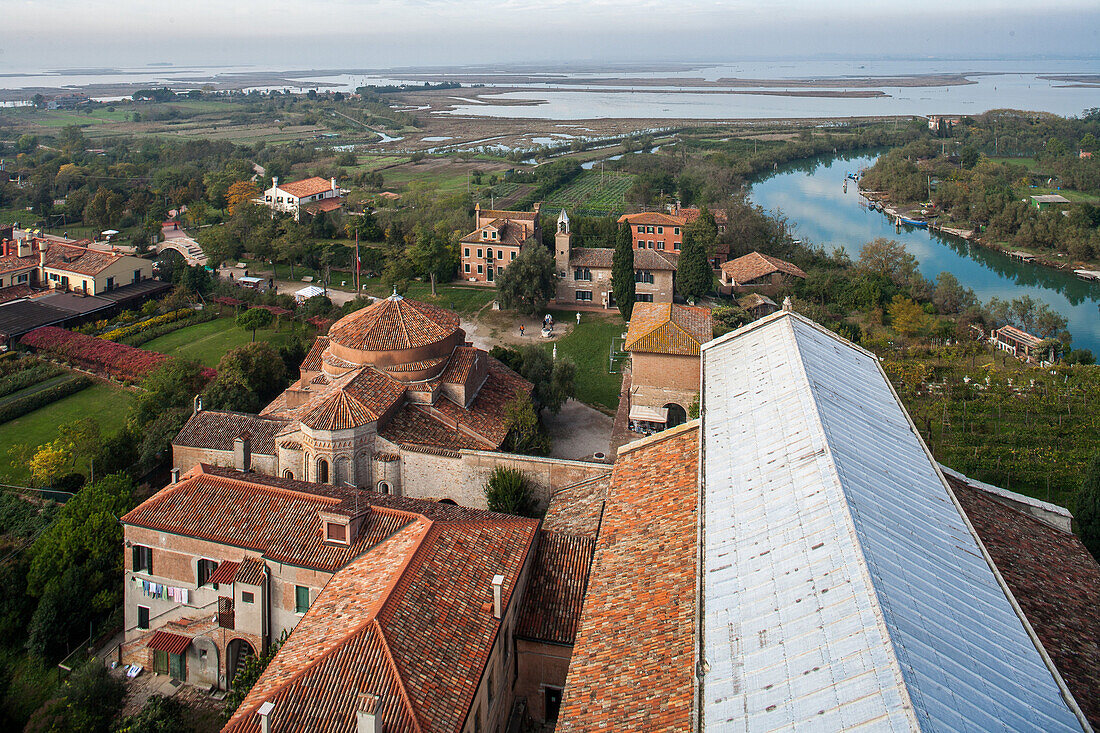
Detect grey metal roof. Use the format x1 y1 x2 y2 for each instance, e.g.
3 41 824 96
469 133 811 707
700 311 1084 732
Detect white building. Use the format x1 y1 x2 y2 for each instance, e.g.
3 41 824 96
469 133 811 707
260 176 345 221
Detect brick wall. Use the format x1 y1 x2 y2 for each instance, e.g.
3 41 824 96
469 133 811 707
515 638 572 723
632 352 700 393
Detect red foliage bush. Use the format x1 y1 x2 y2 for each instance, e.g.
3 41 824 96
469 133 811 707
22 326 169 382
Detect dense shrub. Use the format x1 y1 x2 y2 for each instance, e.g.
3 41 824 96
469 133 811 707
21 327 168 382
0 377 91 424
0 363 65 399
100 308 196 342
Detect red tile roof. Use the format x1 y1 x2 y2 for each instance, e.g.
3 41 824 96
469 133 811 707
516 531 596 645
438 345 479 386
147 630 192 656
478 208 538 222
278 176 337 199
425 358 532 449
568 248 613 269
624 302 712 355
0 252 37 276
121 466 421 573
380 405 491 453
460 219 536 247
616 212 683 226
224 506 539 733
300 336 328 373
300 370 403 431
234 557 266 586
542 475 609 539
206 560 239 586
558 424 699 732
720 251 807 284
41 242 130 276
0 284 35 304
328 295 460 352
174 411 291 455
302 197 344 214
948 474 1100 729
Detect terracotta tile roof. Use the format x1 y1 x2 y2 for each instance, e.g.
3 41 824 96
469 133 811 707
995 324 1045 348
379 405 493 453
479 208 538 222
558 424 699 733
278 176 336 199
300 336 328 373
675 206 728 224
542 474 609 539
147 630 192 656
516 531 596 645
948 474 1100 729
0 252 36 276
234 557 266 586
384 354 449 374
616 212 683 226
225 508 539 733
302 197 344 214
438 345 479 386
328 295 460 352
121 465 422 573
568 247 613 269
720 251 807 284
635 248 678 270
296 367 406 431
174 411 291 455
205 560 239 586
0 284 35 304
41 242 129 276
426 358 532 449
460 219 536 247
624 302 712 356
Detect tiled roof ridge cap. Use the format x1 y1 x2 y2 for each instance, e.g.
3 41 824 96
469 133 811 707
938 463 1073 523
192 463 343 506
230 519 433 729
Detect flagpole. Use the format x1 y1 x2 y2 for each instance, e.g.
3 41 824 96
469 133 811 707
355 228 361 294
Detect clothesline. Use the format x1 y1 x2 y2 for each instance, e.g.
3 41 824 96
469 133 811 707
137 579 189 605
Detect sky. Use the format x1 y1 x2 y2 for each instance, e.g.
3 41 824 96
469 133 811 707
1 0 1099 71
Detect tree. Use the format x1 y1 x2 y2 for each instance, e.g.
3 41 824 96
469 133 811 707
226 180 261 216
224 631 288 717
236 308 274 342
511 345 575 415
931 271 977 314
408 225 456 295
688 205 719 258
198 225 237 268
1073 452 1100 561
24 659 125 732
857 238 923 296
611 224 636 320
205 342 287 411
115 695 188 733
676 230 712 303
483 466 537 517
130 359 209 429
497 244 556 315
888 294 928 337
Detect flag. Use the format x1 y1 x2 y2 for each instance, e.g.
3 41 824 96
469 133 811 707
355 229 361 292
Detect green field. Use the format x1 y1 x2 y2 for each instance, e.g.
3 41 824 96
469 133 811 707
543 170 636 213
141 317 298 367
544 310 626 413
989 156 1041 172
0 383 134 485
360 279 497 315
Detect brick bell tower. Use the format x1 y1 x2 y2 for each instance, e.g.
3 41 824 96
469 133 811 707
554 208 571 276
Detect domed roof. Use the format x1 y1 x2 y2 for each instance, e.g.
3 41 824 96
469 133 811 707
328 293 461 353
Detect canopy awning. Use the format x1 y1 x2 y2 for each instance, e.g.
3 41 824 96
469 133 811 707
146 630 191 656
295 285 325 299
628 405 669 423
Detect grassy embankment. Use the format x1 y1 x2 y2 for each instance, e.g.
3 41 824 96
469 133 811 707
140 317 298 367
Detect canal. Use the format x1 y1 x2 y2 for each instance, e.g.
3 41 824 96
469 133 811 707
749 153 1100 354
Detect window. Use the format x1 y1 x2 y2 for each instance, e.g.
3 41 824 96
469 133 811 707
482 230 489 240
464 264 471 273
497 250 503 260
16 274 28 284
486 249 493 261
283 470 294 479
491 231 497 239
637 242 645 250
326 522 347 543
137 605 150 630
657 241 665 250
674 241 682 251
132 545 153 574
464 247 470 257
477 265 483 274
197 559 218 587
317 458 329 484
497 266 503 274
295 585 310 614
487 268 494 282
646 226 654 233
575 290 593 302
636 225 644 233
510 252 516 261
674 226 680 235
476 248 483 258
574 267 592 281
488 669 495 706
657 226 663 234
545 687 563 722
242 591 255 604
636 293 654 302
647 241 654 249
377 480 391 494
635 270 654 284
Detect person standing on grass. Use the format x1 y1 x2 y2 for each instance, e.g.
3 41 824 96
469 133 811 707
520 324 525 336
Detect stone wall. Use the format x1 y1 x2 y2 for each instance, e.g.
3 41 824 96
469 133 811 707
173 446 277 476
515 639 572 723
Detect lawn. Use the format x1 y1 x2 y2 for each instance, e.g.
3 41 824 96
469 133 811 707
544 310 626 413
359 279 498 315
140 317 299 367
0 383 134 485
989 156 1041 171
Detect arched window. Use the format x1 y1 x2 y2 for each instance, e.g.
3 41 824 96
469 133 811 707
317 458 329 484
377 481 391 495
283 470 294 480
664 403 688 428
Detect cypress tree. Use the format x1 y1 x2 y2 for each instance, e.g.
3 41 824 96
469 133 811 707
1073 451 1100 562
676 229 712 303
611 223 636 320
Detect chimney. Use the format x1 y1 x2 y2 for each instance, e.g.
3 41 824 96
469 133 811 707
170 467 180 484
492 574 504 619
256 701 275 733
38 241 47 268
17 238 30 258
356 693 381 733
234 434 252 472
194 394 203 413
272 176 279 190
782 296 793 312
331 177 337 192
532 201 541 214
2 240 7 258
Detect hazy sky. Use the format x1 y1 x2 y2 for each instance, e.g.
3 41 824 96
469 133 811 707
2 0 1099 71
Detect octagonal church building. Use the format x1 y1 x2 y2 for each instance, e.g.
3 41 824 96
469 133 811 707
172 294 602 508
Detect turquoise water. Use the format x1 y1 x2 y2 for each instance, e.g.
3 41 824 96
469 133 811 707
749 153 1100 353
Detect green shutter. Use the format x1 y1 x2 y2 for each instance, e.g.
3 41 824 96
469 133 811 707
295 586 309 613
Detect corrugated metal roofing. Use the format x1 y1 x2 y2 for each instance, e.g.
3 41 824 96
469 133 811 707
700 311 1084 732
147 630 192 656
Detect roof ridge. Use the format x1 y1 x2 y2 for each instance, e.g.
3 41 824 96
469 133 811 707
193 465 343 506
373 618 426 733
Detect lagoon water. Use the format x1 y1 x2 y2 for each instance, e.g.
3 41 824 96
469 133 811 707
749 153 1100 353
